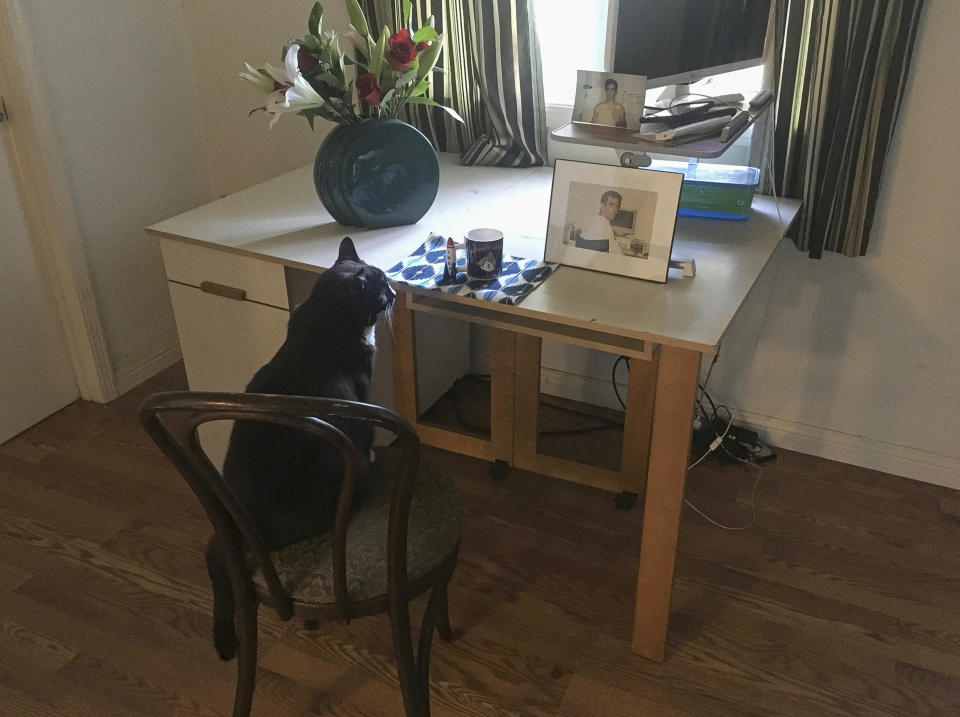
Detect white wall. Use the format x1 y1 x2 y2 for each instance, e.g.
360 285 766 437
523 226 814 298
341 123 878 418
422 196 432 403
547 1 960 489
708 0 960 488
18 0 212 391
16 1 350 396
180 0 349 197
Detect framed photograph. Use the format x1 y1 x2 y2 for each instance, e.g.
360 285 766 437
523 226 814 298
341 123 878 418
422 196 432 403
572 70 647 130
545 159 684 283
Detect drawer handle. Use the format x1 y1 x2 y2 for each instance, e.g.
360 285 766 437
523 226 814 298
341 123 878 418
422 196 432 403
200 281 246 301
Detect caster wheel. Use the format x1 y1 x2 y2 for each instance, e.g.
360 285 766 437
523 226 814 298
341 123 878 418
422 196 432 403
489 459 509 480
615 491 638 510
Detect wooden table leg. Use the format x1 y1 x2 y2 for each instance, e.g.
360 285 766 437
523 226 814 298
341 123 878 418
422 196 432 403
392 291 419 425
512 333 542 469
619 349 659 498
632 344 700 661
489 329 517 464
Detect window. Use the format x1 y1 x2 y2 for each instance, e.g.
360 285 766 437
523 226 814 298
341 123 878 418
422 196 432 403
534 0 766 136
534 0 609 108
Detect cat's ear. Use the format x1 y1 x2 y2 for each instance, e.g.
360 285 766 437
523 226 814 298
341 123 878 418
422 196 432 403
337 236 360 264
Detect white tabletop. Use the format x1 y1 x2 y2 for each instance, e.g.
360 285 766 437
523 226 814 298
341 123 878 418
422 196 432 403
148 153 800 352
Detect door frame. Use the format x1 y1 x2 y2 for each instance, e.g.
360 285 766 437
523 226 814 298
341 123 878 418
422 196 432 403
0 0 116 403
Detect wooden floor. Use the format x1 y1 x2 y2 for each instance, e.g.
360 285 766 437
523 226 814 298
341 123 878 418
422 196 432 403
2 364 960 716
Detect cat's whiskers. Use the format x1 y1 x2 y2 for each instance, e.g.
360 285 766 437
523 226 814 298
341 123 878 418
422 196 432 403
382 301 395 342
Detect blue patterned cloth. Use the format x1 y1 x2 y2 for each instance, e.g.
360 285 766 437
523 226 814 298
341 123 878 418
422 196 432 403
385 233 558 306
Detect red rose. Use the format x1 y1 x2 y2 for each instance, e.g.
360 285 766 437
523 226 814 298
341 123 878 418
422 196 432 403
297 47 318 72
356 72 384 105
386 28 418 71
415 40 431 52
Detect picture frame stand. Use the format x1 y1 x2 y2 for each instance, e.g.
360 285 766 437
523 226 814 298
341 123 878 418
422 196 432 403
668 257 697 277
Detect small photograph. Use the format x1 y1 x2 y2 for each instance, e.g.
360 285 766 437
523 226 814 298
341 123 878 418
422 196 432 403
562 182 658 259
545 160 684 283
572 70 647 129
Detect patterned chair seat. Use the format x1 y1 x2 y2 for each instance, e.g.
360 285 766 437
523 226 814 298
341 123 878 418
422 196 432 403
251 448 462 605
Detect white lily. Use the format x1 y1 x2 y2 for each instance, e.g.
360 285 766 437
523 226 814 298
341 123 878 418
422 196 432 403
261 46 328 128
263 43 302 87
238 62 275 94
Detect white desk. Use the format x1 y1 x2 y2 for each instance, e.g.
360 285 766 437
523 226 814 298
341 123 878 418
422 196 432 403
148 153 800 661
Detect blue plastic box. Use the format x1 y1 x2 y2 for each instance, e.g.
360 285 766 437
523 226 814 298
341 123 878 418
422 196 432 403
650 161 761 220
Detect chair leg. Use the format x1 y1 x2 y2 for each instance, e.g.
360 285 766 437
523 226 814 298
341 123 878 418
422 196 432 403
232 594 259 717
389 595 427 717
415 587 443 717
435 580 455 643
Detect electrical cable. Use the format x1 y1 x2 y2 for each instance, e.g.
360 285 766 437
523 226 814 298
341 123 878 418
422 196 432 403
687 407 734 471
612 355 629 409
666 92 744 114
684 461 763 531
451 374 623 437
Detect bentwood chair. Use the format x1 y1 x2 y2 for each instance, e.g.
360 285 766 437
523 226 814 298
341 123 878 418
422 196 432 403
139 392 462 717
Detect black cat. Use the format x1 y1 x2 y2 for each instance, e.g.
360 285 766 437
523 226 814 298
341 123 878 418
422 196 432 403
206 236 395 660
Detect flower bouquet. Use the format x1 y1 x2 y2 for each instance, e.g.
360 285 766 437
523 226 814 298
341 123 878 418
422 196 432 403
240 0 463 128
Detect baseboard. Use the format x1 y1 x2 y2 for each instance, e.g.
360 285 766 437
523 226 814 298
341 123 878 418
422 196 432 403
472 355 960 490
113 340 182 398
538 366 627 413
733 409 960 492
472 355 626 412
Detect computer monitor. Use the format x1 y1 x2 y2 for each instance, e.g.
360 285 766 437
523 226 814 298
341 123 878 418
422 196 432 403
611 0 771 91
610 208 636 235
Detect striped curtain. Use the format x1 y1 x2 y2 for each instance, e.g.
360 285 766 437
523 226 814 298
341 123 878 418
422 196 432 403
361 0 547 167
767 0 924 257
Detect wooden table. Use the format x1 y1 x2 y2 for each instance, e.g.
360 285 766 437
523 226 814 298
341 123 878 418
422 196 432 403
148 154 800 661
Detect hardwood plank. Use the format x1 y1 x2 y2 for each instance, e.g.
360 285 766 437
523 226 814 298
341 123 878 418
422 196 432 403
1 361 959 716
56 651 227 717
0 681 63 717
558 673 691 717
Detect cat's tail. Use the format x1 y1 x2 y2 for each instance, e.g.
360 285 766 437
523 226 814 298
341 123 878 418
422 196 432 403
206 534 238 661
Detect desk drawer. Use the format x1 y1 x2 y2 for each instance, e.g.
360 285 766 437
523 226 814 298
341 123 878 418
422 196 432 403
160 238 289 309
166 281 290 467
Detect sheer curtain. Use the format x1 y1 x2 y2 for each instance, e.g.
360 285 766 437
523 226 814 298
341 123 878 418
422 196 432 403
361 0 548 167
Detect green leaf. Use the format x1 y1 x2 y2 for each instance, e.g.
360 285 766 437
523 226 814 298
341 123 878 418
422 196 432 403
368 31 387 77
345 0 369 38
316 70 344 87
406 95 464 123
347 24 369 57
398 67 418 85
381 88 396 105
298 34 324 52
416 33 443 79
402 0 412 29
412 26 439 43
308 3 323 37
410 77 430 97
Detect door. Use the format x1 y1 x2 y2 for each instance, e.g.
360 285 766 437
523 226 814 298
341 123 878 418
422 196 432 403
0 122 78 443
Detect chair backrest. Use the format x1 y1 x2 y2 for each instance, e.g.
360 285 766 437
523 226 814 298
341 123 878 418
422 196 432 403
139 391 421 620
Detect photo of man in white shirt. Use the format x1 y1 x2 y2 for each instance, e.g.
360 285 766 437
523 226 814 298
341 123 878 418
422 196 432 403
570 190 624 254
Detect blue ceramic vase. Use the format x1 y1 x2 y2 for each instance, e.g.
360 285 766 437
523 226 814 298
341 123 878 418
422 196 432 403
313 118 440 229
